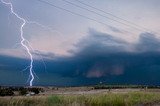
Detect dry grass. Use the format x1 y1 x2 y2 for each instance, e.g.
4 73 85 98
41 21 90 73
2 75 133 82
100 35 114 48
0 96 47 106
0 91 160 106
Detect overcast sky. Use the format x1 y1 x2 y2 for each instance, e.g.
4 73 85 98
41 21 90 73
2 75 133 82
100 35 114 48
0 0 160 86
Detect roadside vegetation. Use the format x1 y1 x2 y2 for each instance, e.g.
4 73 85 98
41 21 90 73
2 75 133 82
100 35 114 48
0 91 160 106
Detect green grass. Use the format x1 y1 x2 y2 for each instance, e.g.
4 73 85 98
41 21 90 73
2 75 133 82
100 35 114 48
0 92 160 106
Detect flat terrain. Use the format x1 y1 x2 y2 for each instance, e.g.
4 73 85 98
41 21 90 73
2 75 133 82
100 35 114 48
1 87 160 106
40 87 160 95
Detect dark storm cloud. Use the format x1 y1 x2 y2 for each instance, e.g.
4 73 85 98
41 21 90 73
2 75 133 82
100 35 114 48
136 33 160 52
73 29 129 56
0 55 31 85
47 31 160 85
41 30 160 85
1 30 160 86
60 31 160 78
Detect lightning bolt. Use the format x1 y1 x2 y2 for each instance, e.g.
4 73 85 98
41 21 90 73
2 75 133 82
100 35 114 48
1 0 34 86
1 0 65 86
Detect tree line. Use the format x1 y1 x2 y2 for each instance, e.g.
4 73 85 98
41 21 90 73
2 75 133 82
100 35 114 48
0 86 44 96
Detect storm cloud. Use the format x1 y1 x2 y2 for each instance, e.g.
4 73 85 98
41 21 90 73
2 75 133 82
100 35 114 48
1 30 160 86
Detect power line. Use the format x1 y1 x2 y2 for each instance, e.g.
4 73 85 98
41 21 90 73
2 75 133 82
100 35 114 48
37 0 144 38
75 0 159 35
61 0 146 32
36 0 139 38
36 0 117 30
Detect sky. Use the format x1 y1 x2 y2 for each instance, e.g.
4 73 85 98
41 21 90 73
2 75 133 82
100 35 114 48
0 0 160 86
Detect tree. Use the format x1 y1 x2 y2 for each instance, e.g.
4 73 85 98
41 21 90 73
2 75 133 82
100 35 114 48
19 88 27 95
0 88 14 96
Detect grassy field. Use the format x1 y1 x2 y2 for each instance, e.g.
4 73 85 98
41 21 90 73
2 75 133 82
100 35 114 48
1 91 160 106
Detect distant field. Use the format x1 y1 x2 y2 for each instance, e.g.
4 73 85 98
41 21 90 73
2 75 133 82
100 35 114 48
1 89 160 106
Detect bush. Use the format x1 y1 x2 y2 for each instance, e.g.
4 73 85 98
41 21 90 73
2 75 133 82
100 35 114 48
19 88 27 95
29 88 40 94
0 88 14 96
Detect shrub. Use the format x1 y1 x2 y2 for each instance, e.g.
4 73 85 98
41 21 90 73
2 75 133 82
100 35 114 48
19 88 27 95
0 88 14 96
29 88 40 94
